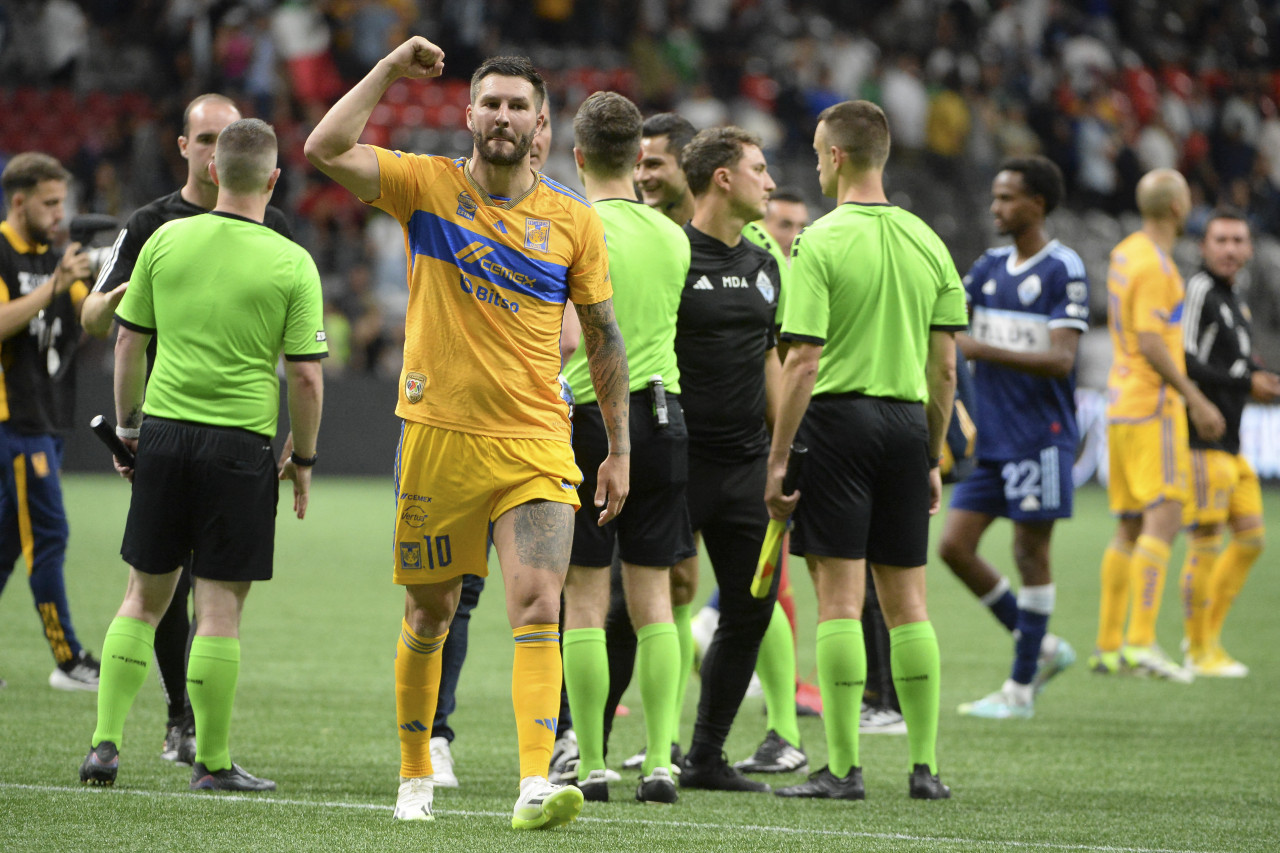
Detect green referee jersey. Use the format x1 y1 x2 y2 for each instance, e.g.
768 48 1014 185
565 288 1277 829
115 212 327 437
562 199 689 404
781 202 967 402
741 220 789 319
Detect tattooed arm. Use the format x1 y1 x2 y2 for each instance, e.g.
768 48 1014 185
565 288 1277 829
113 326 151 481
575 297 630 525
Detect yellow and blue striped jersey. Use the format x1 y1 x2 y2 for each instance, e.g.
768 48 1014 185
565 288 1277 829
368 147 611 441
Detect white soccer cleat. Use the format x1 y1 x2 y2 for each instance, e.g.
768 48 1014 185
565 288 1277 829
1185 645 1249 678
958 680 1035 719
429 736 458 788
1121 644 1194 683
1033 634 1076 693
393 776 435 821
511 775 584 830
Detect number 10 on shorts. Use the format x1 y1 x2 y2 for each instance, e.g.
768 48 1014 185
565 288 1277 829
399 535 452 571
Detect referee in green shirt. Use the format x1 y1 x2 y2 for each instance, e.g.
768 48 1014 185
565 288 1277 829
560 92 690 805
766 100 966 801
79 118 326 792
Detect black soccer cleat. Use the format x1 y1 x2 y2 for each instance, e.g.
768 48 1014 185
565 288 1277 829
190 761 276 792
80 741 119 787
572 769 610 802
734 730 809 774
775 766 864 800
161 723 197 766
635 767 678 805
908 763 951 800
679 752 771 793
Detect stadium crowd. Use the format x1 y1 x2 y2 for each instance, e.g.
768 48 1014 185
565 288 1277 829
4 1 1280 370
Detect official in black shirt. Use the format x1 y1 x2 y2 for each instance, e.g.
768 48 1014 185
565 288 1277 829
80 94 294 765
668 127 782 793
1180 207 1280 676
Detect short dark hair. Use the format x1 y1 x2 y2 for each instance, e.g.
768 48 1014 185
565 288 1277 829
183 93 239 136
998 155 1065 215
470 56 547 110
1203 205 1250 234
641 113 697 167
2 152 70 203
573 91 643 177
214 118 277 193
681 126 762 197
769 188 806 206
817 100 890 172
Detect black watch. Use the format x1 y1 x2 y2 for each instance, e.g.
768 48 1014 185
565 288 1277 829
930 455 942 469
290 451 318 467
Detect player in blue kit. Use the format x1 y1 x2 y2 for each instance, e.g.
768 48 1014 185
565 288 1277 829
938 156 1086 718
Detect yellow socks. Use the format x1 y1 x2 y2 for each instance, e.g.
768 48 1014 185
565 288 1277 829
395 620 446 779
1125 535 1171 648
1096 544 1132 652
512 624 562 781
1180 532 1222 656
1206 529 1264 644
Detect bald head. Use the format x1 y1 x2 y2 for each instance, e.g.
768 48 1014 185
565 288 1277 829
1136 168 1190 224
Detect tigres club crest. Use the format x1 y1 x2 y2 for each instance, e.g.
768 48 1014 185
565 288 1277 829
524 218 550 253
404 372 427 403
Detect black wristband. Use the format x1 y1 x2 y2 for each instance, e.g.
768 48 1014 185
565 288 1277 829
290 451 318 467
930 455 942 469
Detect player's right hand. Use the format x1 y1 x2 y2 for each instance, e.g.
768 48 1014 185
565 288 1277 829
1189 396 1226 442
386 36 444 80
54 242 91 292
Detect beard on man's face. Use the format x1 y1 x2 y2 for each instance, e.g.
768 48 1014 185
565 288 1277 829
473 127 535 167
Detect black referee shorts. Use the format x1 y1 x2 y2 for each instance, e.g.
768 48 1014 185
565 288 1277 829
570 391 696 568
122 417 279 582
790 395 932 567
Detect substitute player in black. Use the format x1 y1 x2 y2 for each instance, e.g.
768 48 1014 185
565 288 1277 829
671 126 782 794
0 152 98 691
1179 207 1280 675
81 94 293 764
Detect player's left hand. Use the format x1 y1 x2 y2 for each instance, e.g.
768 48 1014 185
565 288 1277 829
594 452 629 525
764 460 799 521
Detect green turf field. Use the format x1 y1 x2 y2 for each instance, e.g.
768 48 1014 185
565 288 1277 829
1 476 1276 852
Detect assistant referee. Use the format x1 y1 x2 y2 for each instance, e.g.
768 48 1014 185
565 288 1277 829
79 118 325 792
766 100 965 801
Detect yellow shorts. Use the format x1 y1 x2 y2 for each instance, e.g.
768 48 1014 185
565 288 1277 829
1189 449 1262 527
1107 414 1190 516
392 421 581 585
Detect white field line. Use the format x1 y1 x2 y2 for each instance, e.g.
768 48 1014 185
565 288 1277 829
0 782 1231 853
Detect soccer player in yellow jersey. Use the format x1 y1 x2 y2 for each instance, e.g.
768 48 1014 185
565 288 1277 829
1090 168 1225 681
305 37 631 829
